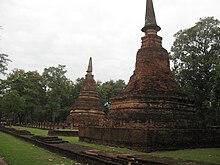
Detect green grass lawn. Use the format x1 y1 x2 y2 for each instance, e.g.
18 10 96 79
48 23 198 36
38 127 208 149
0 131 77 165
10 126 220 164
12 126 48 136
151 148 220 164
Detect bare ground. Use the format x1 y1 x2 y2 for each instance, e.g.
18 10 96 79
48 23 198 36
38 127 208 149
0 157 6 165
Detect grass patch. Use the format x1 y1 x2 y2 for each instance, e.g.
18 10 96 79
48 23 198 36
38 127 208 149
0 131 77 165
151 148 220 164
11 126 48 136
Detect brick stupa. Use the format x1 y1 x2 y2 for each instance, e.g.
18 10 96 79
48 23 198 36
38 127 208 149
79 0 220 152
68 57 104 127
108 0 197 129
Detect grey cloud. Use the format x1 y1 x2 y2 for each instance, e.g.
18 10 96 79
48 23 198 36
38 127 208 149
0 0 219 82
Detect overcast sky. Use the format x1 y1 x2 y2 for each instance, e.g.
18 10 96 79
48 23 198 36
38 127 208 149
0 0 220 83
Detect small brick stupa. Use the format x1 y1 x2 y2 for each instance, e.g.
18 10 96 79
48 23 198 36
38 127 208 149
79 0 219 152
68 57 104 127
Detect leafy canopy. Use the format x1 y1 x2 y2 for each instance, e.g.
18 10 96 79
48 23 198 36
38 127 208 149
170 17 220 124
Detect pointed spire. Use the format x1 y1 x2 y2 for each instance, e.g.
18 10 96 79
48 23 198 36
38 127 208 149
141 0 161 33
86 57 93 73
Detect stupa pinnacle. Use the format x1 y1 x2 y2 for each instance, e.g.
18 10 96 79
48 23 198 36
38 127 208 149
87 57 93 74
141 0 161 33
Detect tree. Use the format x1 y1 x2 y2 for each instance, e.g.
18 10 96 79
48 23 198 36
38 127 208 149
210 63 220 124
22 71 46 123
170 17 220 124
6 69 26 94
4 69 46 123
72 77 84 100
42 65 73 123
0 98 3 120
0 25 11 77
0 54 11 76
97 79 126 104
1 90 24 124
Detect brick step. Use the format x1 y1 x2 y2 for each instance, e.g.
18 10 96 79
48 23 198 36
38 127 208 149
32 135 68 144
14 130 33 136
43 140 68 144
32 135 58 140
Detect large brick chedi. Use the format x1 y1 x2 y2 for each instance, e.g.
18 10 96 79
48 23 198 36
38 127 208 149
109 0 197 129
68 57 104 127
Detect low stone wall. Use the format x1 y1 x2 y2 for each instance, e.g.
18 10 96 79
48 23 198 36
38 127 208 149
25 122 70 130
48 130 78 137
79 127 220 152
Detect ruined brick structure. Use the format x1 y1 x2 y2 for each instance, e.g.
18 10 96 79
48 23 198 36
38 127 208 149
79 0 220 151
67 57 104 127
108 0 198 129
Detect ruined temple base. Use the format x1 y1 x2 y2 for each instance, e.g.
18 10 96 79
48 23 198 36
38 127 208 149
79 127 220 152
68 110 105 127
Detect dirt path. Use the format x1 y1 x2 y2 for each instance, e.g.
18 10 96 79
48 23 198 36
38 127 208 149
0 157 7 165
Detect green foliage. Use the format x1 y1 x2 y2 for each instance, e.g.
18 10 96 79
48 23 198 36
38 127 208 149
170 17 220 124
1 90 24 124
5 69 26 95
0 54 11 76
72 77 84 100
4 69 46 123
42 65 74 122
97 79 126 104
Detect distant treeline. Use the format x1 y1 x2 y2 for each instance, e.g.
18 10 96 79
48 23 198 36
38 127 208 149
0 64 126 124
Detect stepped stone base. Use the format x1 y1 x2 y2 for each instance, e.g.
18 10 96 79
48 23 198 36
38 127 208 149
79 127 220 152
